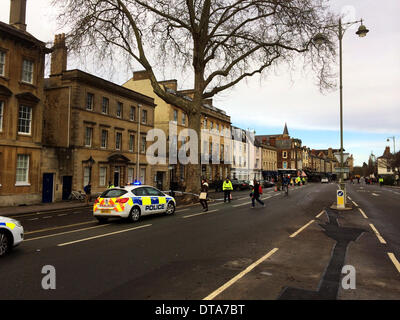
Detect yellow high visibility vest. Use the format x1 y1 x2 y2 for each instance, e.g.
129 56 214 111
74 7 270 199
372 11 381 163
223 180 233 190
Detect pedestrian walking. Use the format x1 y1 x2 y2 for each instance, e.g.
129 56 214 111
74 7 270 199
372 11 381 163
379 177 384 187
199 179 209 212
107 181 115 189
251 179 264 208
223 177 233 203
84 182 92 205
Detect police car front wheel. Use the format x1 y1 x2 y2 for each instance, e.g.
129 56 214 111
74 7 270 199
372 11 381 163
129 207 141 222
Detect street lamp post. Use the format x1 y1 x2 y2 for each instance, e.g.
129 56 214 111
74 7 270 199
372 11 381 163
314 18 369 208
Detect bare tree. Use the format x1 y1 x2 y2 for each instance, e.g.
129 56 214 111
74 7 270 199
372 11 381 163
54 0 337 196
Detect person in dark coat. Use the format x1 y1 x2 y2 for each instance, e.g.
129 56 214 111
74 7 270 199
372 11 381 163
251 179 265 208
199 179 209 212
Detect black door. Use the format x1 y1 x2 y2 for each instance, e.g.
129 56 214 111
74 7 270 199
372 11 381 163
62 176 73 200
42 173 54 203
114 171 120 187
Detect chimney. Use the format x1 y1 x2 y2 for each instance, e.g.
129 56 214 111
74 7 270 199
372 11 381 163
9 0 27 31
50 34 68 76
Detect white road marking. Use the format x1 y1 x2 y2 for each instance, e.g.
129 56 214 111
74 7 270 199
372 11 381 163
358 208 368 219
24 224 110 242
387 253 400 273
371 193 379 197
289 220 315 238
183 209 218 218
28 218 39 221
352 201 359 207
203 248 279 300
57 224 152 247
369 224 387 244
25 221 96 235
316 211 325 218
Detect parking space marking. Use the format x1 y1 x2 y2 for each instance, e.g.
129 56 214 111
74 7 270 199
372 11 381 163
25 224 110 242
369 224 387 244
289 220 315 238
183 209 218 218
387 253 400 273
358 208 368 219
203 248 279 300
352 201 359 207
57 224 152 247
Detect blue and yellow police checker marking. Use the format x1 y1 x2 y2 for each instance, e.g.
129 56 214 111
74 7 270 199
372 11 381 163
0 222 16 230
95 196 174 212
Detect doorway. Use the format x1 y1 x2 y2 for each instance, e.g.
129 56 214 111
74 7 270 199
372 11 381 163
42 173 54 203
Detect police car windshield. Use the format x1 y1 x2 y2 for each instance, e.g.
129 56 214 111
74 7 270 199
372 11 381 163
100 189 127 198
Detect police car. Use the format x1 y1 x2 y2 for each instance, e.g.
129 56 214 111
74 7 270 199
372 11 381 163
93 184 176 223
0 216 24 257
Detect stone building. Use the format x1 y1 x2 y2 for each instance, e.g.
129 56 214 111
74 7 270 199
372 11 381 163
124 73 231 189
260 143 277 180
0 0 52 206
42 34 156 201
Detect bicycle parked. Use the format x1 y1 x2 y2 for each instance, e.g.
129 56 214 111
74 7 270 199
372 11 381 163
68 190 86 202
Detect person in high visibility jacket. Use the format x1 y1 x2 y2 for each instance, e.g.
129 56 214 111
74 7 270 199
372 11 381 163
379 177 384 187
223 178 233 203
296 176 301 186
107 181 115 189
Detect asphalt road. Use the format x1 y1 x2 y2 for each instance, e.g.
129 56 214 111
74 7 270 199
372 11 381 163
1 182 399 300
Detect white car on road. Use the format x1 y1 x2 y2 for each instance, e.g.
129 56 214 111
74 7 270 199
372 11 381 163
93 185 176 223
321 177 329 183
0 216 24 257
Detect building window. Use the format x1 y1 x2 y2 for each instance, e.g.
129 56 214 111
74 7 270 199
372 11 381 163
0 101 3 131
101 129 108 149
18 105 32 134
102 97 109 114
99 167 107 186
116 102 123 118
116 132 122 150
140 168 146 183
22 59 34 84
16 154 29 185
283 151 287 158
85 127 93 147
127 167 134 184
129 134 135 152
173 109 178 122
141 109 147 124
130 106 135 121
283 161 287 169
203 119 207 129
182 112 186 126
83 167 90 186
0 51 5 76
86 93 94 110
141 136 146 153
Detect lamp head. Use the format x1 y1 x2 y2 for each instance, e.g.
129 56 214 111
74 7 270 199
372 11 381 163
356 24 369 37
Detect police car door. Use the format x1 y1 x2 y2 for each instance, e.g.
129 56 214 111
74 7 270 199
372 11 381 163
143 187 167 214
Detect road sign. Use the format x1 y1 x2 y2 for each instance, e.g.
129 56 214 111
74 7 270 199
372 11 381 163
334 152 349 163
337 189 345 208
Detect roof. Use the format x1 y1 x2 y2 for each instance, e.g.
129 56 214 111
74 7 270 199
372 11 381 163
0 21 52 53
48 69 156 107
